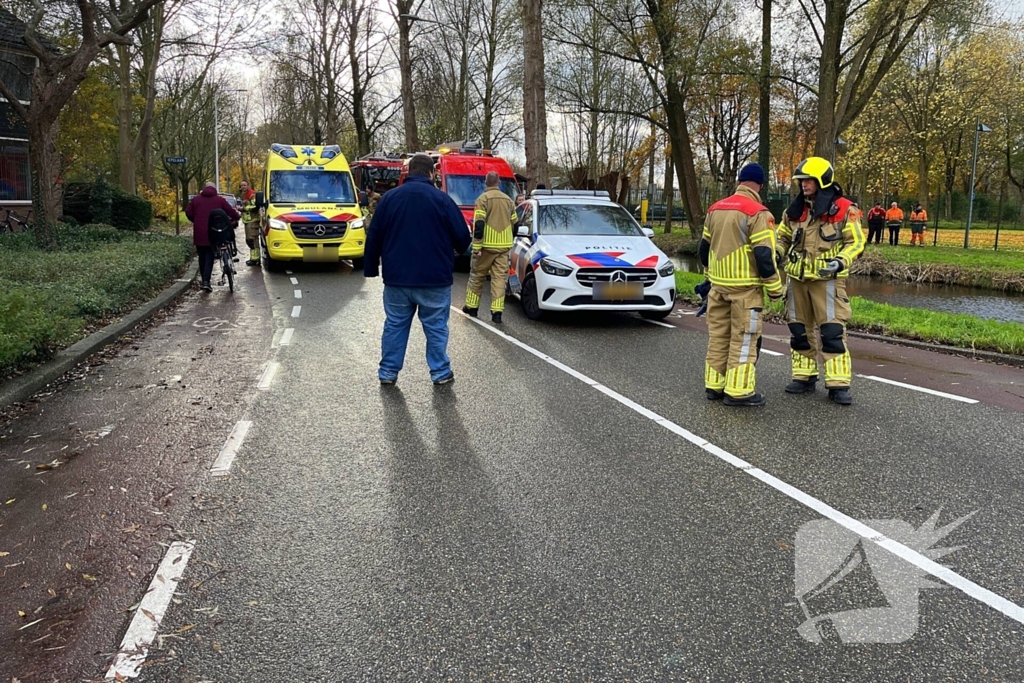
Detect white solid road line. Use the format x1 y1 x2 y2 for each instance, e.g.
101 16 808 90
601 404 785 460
257 362 280 391
454 308 1024 627
286 270 293 274
643 319 675 329
761 349 785 357
106 540 196 679
294 289 302 299
857 374 979 404
291 305 301 318
211 420 252 476
290 277 299 285
280 328 295 346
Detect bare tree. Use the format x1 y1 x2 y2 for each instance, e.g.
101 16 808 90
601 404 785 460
522 0 549 189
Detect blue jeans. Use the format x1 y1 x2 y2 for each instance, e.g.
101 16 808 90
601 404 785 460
380 286 453 382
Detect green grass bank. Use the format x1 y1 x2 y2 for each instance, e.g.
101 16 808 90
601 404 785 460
673 271 1024 356
1 225 193 375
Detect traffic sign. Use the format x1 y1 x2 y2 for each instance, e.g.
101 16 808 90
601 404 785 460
165 156 187 164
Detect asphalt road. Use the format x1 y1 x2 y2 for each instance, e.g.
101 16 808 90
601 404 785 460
2 251 1024 682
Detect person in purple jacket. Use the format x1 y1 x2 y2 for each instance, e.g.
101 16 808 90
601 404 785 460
186 182 239 292
364 153 472 385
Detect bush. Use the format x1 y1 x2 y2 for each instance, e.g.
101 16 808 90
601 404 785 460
111 192 153 231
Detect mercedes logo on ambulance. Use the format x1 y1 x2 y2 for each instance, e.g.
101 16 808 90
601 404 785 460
314 225 326 236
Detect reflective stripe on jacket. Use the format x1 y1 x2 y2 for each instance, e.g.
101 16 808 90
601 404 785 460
701 185 783 294
473 188 516 250
776 196 866 282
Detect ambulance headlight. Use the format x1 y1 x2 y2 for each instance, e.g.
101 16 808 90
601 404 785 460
268 218 288 231
658 262 675 277
539 258 573 277
349 218 364 230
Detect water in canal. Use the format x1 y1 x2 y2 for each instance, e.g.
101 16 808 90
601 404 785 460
670 255 1024 324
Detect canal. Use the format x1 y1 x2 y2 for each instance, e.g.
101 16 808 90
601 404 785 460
671 255 1024 324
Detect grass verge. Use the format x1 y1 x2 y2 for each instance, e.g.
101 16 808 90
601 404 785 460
674 271 1024 356
1 225 193 375
851 246 1024 292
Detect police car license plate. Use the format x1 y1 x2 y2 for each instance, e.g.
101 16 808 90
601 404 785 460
593 282 643 301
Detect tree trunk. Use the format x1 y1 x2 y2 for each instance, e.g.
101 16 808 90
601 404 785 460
522 0 548 190
397 12 420 151
757 0 771 200
663 151 674 234
116 42 137 193
814 1 843 160
665 80 705 238
917 152 929 209
27 115 62 242
136 1 165 190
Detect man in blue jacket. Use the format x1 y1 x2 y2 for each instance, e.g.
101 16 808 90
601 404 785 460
364 153 473 385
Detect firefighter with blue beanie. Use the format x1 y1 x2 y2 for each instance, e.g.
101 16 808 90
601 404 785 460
699 162 784 406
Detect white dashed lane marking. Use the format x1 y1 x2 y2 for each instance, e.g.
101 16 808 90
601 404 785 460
856 374 978 404
211 420 252 476
291 306 301 318
455 308 1023 627
106 540 196 679
294 289 302 299
761 349 785 357
290 277 299 285
280 328 294 346
257 362 280 390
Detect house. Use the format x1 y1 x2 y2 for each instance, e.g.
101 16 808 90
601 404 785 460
0 6 34 211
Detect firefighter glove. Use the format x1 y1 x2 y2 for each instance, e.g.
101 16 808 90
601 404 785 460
817 259 843 278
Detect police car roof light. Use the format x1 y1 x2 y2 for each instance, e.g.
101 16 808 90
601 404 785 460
530 189 611 198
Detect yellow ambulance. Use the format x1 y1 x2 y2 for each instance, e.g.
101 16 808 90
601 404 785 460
256 144 367 270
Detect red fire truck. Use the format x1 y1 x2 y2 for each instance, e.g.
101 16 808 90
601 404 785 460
400 142 520 270
350 152 404 195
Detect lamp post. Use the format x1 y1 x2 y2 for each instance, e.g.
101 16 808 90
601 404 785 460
964 118 992 249
214 86 247 193
400 13 471 144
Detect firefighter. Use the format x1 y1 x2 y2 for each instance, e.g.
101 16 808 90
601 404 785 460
699 163 784 407
462 171 516 324
366 182 381 227
239 180 260 266
909 203 928 246
776 157 866 406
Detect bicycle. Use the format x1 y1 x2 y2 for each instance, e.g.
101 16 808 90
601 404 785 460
212 221 239 293
0 208 29 234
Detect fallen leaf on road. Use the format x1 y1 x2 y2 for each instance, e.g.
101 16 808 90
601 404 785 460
41 504 47 511
64 563 71 571
0 552 8 557
4 499 14 505
82 574 97 582
177 624 196 633
47 589 56 598
141 608 156 621
17 610 25 617
17 618 43 630
122 524 141 533
212 641 222 652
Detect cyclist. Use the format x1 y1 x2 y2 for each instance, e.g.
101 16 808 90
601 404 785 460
186 182 239 292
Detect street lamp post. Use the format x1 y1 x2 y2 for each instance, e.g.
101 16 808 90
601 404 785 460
400 13 471 145
213 85 247 194
964 118 992 249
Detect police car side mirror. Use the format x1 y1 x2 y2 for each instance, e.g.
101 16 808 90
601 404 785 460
642 227 655 238
255 191 265 208
516 225 529 238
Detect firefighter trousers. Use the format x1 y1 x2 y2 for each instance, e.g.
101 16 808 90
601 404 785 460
704 286 764 399
465 248 509 313
785 278 853 388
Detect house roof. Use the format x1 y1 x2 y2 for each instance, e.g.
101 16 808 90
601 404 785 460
0 6 37 53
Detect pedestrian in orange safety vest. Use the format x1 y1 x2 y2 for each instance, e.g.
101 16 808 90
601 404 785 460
885 203 904 246
909 204 928 246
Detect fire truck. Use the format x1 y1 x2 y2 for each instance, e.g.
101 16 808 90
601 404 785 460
399 142 520 270
350 152 403 195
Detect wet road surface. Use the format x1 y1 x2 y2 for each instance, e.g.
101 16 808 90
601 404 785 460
2 249 1024 682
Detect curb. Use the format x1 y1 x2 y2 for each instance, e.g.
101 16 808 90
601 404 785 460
0 259 199 409
846 331 1024 368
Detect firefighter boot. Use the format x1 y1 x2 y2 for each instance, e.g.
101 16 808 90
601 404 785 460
828 387 853 405
462 306 478 318
723 393 766 407
246 248 260 266
491 312 502 324
785 377 818 394
706 389 725 401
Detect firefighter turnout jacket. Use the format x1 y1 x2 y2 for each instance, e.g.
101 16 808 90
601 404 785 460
699 185 784 297
777 194 866 281
473 188 516 251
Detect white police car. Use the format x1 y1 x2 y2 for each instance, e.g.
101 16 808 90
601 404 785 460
508 190 676 320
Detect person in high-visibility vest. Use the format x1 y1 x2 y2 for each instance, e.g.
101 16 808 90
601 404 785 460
699 163 784 406
909 204 928 246
239 180 260 266
776 157 866 406
885 202 904 246
463 172 517 324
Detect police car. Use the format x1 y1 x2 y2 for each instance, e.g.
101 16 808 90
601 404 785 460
508 190 676 320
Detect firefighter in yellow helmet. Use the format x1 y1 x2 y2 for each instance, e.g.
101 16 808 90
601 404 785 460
776 157 866 405
699 163 784 406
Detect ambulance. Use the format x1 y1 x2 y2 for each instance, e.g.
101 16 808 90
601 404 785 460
400 142 519 270
255 144 367 271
